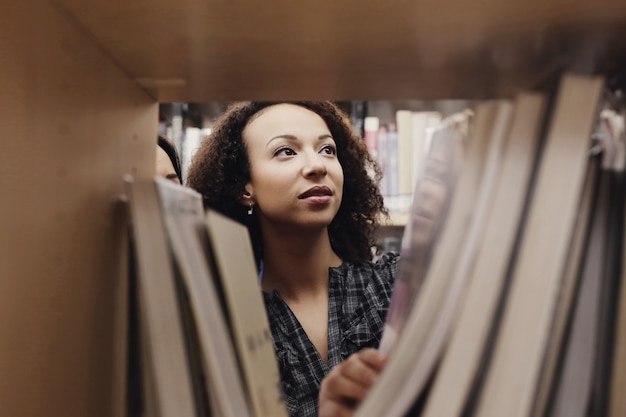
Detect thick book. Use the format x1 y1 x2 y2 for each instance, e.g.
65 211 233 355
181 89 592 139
588 170 625 417
529 151 600 417
546 155 605 417
204 209 289 417
609 172 626 417
125 175 197 417
473 73 605 417
153 176 253 417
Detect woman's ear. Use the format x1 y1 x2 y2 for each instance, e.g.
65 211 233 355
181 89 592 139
239 184 254 206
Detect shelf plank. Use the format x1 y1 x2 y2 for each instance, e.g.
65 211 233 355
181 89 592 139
53 0 626 101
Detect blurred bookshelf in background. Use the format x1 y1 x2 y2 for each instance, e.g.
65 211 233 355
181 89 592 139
158 100 474 254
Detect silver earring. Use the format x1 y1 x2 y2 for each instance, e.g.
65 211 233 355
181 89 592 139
247 203 254 215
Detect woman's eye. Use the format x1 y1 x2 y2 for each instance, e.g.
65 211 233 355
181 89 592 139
274 147 296 157
320 145 337 155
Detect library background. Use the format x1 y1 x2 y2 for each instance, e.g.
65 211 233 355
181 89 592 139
158 99 471 252
4 1 626 417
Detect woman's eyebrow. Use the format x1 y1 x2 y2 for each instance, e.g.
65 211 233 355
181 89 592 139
266 134 297 147
265 133 333 147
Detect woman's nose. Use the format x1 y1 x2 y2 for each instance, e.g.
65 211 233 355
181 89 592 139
302 154 327 178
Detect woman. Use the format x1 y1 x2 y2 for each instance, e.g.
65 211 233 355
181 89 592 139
187 102 399 417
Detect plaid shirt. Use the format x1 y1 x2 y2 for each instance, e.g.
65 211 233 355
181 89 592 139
262 252 399 417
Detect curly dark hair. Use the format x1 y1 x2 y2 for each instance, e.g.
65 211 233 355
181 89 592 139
186 101 388 264
158 135 182 182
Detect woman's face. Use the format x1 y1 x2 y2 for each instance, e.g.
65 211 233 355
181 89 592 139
242 103 344 230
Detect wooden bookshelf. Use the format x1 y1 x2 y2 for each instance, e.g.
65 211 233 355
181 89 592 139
55 0 626 102
4 1 626 417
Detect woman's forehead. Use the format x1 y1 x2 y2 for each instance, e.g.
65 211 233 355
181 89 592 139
243 104 329 141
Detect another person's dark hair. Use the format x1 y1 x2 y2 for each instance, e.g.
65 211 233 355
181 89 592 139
158 135 182 182
186 101 387 263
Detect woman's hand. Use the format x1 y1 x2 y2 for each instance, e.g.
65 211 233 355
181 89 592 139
318 348 387 417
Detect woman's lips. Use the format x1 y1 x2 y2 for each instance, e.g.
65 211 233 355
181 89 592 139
298 186 332 199
299 186 333 205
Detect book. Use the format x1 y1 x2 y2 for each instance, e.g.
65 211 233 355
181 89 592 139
377 109 472 354
410 111 442 192
528 151 600 417
204 209 289 417
357 106 492 417
377 124 390 196
124 175 197 417
609 175 626 417
385 122 401 210
597 106 626 417
396 109 414 198
366 99 512 417
588 169 625 417
153 176 253 417
111 197 130 417
473 73 605 417
546 155 605 417
421 92 546 417
348 100 368 138
363 116 379 158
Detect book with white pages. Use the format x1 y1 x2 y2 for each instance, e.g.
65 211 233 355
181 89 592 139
473 72 605 417
153 176 253 417
421 92 546 417
529 150 601 417
372 99 514 417
547 155 606 417
356 102 501 417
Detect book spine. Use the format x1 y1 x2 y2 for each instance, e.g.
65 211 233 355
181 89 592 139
396 110 414 197
364 116 380 158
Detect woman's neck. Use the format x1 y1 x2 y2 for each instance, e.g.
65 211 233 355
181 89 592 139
260 228 342 301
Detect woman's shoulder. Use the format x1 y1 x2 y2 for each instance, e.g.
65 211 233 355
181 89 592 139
334 252 399 349
345 250 400 268
373 251 400 267
333 251 399 287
